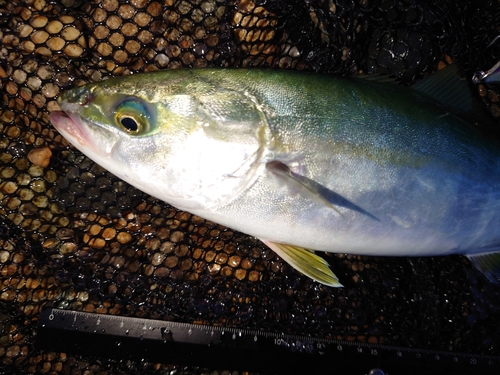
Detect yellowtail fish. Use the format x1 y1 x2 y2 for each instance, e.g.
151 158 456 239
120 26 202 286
50 67 500 287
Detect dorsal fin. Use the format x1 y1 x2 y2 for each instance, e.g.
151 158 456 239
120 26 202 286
411 65 496 129
411 65 473 116
357 65 495 129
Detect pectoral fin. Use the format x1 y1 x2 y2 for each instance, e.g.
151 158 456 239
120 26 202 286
263 240 343 287
266 160 344 216
266 160 379 221
467 251 500 282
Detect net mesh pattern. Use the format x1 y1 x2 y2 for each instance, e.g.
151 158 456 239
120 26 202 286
1 0 500 373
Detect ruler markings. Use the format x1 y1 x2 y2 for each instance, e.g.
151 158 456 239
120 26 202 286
37 308 500 374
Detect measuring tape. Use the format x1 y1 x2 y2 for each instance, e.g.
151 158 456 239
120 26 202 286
37 308 499 374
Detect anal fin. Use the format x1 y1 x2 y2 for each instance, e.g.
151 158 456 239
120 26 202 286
467 251 500 283
263 240 343 287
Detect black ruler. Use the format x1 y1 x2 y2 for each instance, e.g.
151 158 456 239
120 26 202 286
37 308 499 374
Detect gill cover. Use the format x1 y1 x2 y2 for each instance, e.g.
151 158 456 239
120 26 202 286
150 85 270 210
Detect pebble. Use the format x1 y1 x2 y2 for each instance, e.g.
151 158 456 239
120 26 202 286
27 148 52 168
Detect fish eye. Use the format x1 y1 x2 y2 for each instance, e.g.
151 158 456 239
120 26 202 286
114 98 152 135
118 116 139 133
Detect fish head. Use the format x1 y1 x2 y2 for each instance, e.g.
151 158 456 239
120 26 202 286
50 70 269 211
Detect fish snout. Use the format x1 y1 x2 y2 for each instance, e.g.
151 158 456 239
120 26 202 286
58 86 92 107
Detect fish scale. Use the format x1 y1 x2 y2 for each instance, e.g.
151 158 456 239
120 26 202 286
2 1 500 374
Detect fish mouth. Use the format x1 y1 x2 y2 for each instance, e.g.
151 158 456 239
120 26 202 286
50 110 93 148
50 108 119 160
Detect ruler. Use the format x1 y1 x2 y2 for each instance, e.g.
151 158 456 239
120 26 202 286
37 308 499 374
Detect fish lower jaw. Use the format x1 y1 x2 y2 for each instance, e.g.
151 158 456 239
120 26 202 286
50 111 89 147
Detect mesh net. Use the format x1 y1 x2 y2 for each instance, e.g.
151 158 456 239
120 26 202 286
1 0 500 374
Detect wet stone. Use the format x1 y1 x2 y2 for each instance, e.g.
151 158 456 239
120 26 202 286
63 43 84 57
116 196 131 209
125 40 141 54
109 33 125 47
488 89 499 103
122 22 139 37
13 70 27 84
18 188 35 201
79 172 95 185
118 4 136 19
107 206 121 217
97 42 113 56
58 192 74 206
176 0 192 15
100 190 116 205
94 25 110 40
490 104 500 117
61 27 80 41
30 30 49 44
46 20 63 34
102 0 119 12
90 201 104 212
30 180 46 193
33 196 48 208
85 187 101 200
37 65 55 80
30 16 48 28
26 76 42 91
69 182 84 195
147 2 162 17
134 12 151 27
0 182 18 195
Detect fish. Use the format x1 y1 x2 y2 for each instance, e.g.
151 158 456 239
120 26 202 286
49 67 500 287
